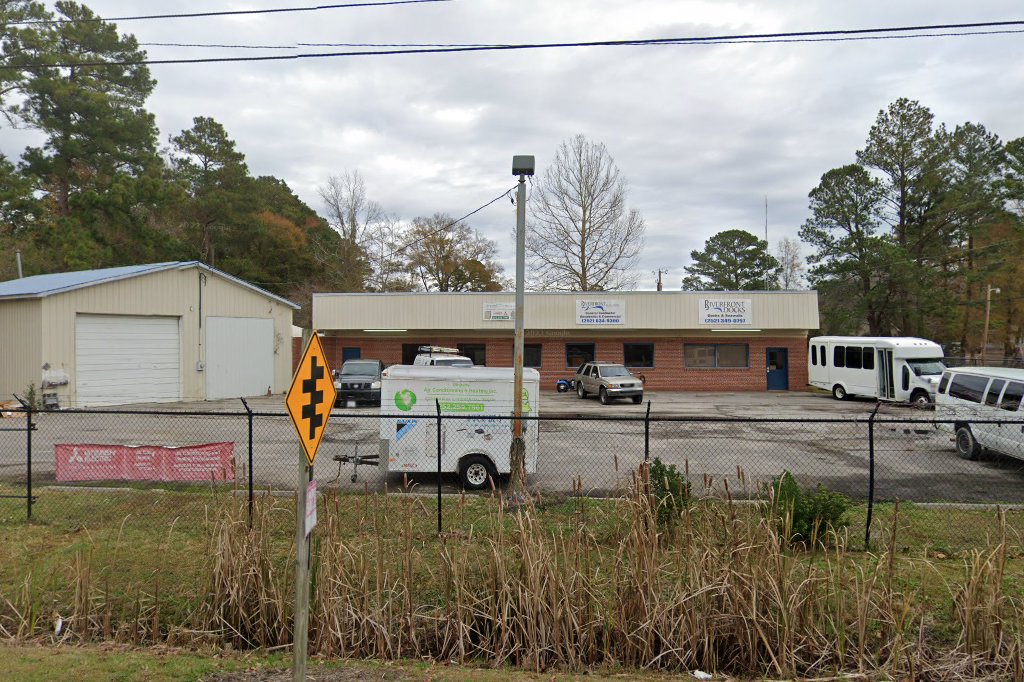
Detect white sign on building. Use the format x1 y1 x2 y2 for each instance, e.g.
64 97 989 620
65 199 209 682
576 299 625 325
699 297 752 326
482 302 515 321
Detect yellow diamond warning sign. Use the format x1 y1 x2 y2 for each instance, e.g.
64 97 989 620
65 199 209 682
286 332 337 466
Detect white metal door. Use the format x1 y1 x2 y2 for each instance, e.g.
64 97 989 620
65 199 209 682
75 314 181 407
205 317 275 400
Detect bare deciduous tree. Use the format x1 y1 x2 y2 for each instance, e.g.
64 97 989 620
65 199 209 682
318 170 383 242
317 169 388 291
526 135 645 291
775 236 806 289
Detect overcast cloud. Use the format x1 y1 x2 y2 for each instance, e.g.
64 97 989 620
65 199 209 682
3 1 1023 289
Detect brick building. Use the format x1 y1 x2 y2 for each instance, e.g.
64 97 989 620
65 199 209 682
309 291 819 392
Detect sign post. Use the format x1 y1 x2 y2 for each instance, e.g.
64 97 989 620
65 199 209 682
285 331 336 682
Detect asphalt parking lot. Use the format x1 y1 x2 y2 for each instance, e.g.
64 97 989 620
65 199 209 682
3 391 1023 503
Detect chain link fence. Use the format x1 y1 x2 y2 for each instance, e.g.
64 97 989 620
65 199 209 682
1 401 1022 552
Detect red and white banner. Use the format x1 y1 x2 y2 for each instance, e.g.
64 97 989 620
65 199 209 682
55 442 235 482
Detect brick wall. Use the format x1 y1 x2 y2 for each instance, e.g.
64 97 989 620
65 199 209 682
303 335 810 392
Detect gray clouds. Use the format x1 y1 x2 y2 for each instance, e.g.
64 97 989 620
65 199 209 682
3 1 1022 289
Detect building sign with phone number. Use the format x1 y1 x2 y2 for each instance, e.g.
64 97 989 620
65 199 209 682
699 298 752 325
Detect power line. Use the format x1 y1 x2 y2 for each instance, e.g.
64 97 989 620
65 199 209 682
389 185 518 258
4 20 1024 69
143 30 1024 53
8 0 453 26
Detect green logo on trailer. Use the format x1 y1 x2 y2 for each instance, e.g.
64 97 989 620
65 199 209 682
395 389 417 411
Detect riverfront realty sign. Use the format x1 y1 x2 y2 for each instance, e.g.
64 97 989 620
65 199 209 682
576 299 625 325
699 298 752 326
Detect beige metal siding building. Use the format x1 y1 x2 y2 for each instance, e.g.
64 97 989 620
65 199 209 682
0 262 298 407
313 291 819 392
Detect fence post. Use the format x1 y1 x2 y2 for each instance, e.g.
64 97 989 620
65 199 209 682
644 400 652 463
864 402 881 549
12 394 32 520
435 399 442 535
240 398 254 528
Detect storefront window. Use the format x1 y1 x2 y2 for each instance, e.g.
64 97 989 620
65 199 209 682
457 343 486 366
623 343 654 368
684 343 749 368
524 344 543 368
566 343 595 368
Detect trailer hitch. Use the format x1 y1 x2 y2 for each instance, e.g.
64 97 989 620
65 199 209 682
332 443 380 483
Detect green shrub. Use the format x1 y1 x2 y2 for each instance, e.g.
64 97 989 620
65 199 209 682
766 470 851 545
649 457 691 529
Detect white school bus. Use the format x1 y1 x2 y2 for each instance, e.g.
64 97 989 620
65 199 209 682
808 336 945 405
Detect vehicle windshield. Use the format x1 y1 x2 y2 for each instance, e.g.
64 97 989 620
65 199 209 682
435 358 472 367
342 362 379 375
599 366 631 378
907 359 946 376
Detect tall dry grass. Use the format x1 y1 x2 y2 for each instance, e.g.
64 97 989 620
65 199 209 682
2 467 1022 680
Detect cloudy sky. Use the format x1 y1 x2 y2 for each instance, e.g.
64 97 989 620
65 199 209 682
4 1 1023 289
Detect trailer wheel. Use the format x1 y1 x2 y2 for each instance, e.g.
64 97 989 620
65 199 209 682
832 384 847 400
955 426 981 461
460 455 496 491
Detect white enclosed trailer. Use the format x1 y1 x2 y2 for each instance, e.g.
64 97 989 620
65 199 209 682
379 365 540 489
808 336 945 404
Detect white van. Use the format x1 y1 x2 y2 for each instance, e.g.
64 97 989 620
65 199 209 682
379 365 540 490
934 366 1024 461
412 345 474 367
808 336 945 405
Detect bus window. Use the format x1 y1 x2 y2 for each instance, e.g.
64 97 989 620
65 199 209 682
820 345 826 366
811 345 817 366
902 365 910 391
862 348 874 370
1000 382 1024 411
985 379 1006 406
834 346 846 368
846 346 862 369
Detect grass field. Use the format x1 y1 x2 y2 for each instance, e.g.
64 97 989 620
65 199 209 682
1 480 1023 680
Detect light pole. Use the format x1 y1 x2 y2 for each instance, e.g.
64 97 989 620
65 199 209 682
510 155 534 498
982 284 1000 365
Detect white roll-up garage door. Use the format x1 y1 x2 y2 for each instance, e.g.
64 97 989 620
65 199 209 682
205 317 274 400
75 314 182 407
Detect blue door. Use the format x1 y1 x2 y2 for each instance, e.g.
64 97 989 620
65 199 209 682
766 348 789 390
342 347 361 362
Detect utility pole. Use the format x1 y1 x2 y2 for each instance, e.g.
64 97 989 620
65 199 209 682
982 284 1000 365
764 196 769 290
655 269 668 291
509 155 534 501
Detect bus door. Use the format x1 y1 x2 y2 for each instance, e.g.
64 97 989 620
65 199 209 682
877 349 895 400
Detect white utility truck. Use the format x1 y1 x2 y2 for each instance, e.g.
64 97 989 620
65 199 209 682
379 365 540 490
808 336 945 405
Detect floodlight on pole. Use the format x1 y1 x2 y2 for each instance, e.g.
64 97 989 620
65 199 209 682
510 155 534 495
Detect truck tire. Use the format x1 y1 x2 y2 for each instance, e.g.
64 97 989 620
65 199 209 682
832 384 847 400
459 455 496 491
577 382 587 399
955 426 981 461
910 390 931 407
